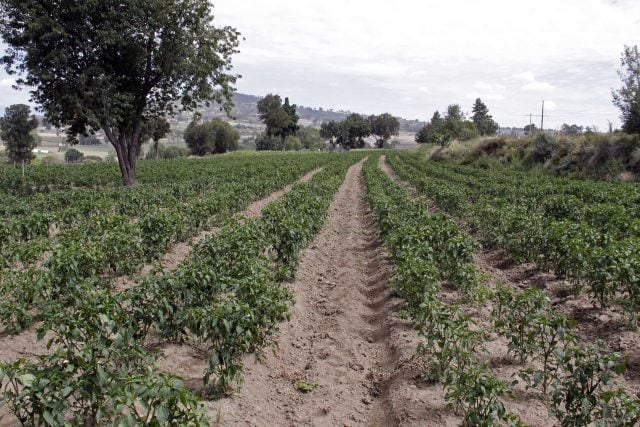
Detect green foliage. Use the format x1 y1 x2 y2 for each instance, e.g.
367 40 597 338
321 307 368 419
64 148 84 163
491 286 551 363
319 114 371 149
612 45 640 134
255 132 284 151
369 113 400 148
294 379 319 393
284 135 302 151
297 126 327 150
472 98 499 136
415 111 450 146
550 342 626 426
141 117 171 160
184 118 239 156
256 94 299 140
0 0 241 185
0 104 39 164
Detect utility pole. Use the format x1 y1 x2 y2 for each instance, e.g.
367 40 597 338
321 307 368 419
540 100 545 131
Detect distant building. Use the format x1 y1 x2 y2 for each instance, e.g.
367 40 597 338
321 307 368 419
498 127 527 138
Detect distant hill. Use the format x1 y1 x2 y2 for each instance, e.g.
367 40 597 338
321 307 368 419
182 92 424 132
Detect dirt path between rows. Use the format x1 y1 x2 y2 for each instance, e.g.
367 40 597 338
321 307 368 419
207 160 428 426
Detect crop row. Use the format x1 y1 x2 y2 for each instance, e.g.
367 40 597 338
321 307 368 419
364 155 639 426
0 152 332 195
0 153 364 425
388 153 640 326
0 154 332 333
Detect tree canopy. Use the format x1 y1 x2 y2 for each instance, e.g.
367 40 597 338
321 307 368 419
471 98 499 136
369 113 400 148
0 0 240 185
184 118 239 156
0 104 39 164
415 111 450 146
612 45 640 134
256 94 299 140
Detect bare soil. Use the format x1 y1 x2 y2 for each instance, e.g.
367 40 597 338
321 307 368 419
205 160 451 426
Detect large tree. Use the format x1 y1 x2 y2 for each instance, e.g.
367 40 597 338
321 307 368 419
0 0 240 185
256 94 298 140
471 98 499 136
0 104 39 164
369 113 400 148
612 45 640 134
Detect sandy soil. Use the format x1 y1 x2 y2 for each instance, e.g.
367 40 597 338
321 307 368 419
202 160 440 426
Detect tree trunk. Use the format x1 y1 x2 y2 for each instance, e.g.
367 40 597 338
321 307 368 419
103 126 141 186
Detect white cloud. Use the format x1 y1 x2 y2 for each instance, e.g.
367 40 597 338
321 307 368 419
515 72 536 83
522 81 556 92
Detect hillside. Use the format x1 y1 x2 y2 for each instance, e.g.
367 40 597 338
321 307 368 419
190 92 425 132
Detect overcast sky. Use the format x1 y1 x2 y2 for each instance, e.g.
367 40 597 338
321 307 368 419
1 0 639 129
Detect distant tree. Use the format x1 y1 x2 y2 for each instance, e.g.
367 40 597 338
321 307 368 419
255 132 284 151
142 117 171 160
320 121 340 148
440 104 478 141
415 111 452 147
369 113 400 148
0 104 39 164
184 118 239 156
560 123 584 136
524 124 538 135
284 135 302 151
64 148 84 163
339 113 371 149
297 126 326 150
78 133 103 146
612 45 640 134
471 98 499 136
257 94 298 140
282 97 300 138
0 0 241 185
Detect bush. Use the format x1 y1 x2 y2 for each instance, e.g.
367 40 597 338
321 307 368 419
526 133 557 165
255 133 284 151
64 148 84 163
161 146 190 159
284 135 302 151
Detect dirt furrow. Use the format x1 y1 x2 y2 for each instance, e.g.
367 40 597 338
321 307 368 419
207 160 415 426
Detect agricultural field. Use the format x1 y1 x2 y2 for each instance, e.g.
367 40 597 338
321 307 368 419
1 150 639 426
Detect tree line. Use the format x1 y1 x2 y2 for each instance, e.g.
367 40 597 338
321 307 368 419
254 93 401 151
414 98 499 146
